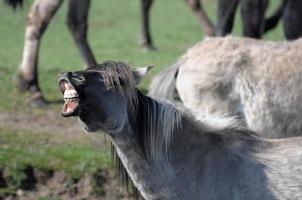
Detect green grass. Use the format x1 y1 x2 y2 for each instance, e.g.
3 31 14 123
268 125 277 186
0 129 111 191
0 0 284 194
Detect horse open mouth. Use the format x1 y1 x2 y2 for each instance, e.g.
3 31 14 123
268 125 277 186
59 79 80 117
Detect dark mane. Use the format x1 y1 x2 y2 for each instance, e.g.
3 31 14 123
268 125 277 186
183 111 265 158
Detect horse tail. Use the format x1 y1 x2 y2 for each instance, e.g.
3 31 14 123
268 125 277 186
4 0 23 9
148 58 185 101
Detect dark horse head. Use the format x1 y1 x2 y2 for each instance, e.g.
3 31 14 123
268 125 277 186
58 61 153 135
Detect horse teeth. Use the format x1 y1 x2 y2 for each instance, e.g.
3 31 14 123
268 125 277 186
63 89 79 99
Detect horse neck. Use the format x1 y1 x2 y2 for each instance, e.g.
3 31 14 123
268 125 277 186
111 135 178 199
110 93 184 199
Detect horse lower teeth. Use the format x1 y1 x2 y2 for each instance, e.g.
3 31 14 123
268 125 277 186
64 98 79 103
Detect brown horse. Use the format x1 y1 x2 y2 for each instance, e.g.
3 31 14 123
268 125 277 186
5 0 214 107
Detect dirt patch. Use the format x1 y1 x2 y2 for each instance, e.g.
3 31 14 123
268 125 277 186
1 167 132 200
0 107 106 147
0 108 81 137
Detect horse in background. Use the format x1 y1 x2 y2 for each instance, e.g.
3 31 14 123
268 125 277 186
4 0 301 108
3 0 214 107
149 36 302 138
59 61 302 199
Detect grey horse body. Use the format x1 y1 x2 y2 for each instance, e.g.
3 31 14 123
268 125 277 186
149 36 302 138
59 61 302 199
113 109 302 200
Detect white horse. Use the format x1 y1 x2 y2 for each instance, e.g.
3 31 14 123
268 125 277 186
59 61 302 199
149 36 302 138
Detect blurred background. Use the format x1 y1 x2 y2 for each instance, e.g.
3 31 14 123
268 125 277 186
0 0 285 199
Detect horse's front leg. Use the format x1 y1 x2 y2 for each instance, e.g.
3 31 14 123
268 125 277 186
240 0 268 38
185 0 215 36
18 0 63 107
67 0 96 68
139 0 155 50
215 0 238 36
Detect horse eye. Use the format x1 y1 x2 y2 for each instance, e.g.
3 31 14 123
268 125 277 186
72 74 85 82
77 76 85 81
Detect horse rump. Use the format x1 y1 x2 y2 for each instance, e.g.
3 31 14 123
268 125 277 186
148 59 185 101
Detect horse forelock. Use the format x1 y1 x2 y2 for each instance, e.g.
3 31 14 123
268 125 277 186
87 61 138 112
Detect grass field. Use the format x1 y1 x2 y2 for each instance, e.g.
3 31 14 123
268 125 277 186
0 0 285 198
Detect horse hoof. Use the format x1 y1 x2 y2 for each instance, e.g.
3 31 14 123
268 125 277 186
141 44 157 52
15 73 26 92
139 39 157 51
15 73 31 93
27 92 48 108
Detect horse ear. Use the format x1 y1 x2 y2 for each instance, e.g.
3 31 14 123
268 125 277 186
132 65 154 84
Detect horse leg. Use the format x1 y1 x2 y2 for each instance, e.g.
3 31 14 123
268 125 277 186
283 0 302 40
139 0 155 50
67 0 96 67
185 0 215 36
263 0 284 33
215 0 238 36
18 0 63 107
240 0 268 38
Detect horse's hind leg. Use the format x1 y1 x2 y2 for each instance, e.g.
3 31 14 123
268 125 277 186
185 0 215 36
66 0 96 67
240 0 268 38
139 0 155 50
18 0 63 107
215 0 238 36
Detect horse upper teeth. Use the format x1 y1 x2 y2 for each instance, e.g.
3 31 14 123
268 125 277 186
64 89 79 99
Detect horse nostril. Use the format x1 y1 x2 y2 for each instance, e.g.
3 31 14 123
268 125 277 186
67 72 72 77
